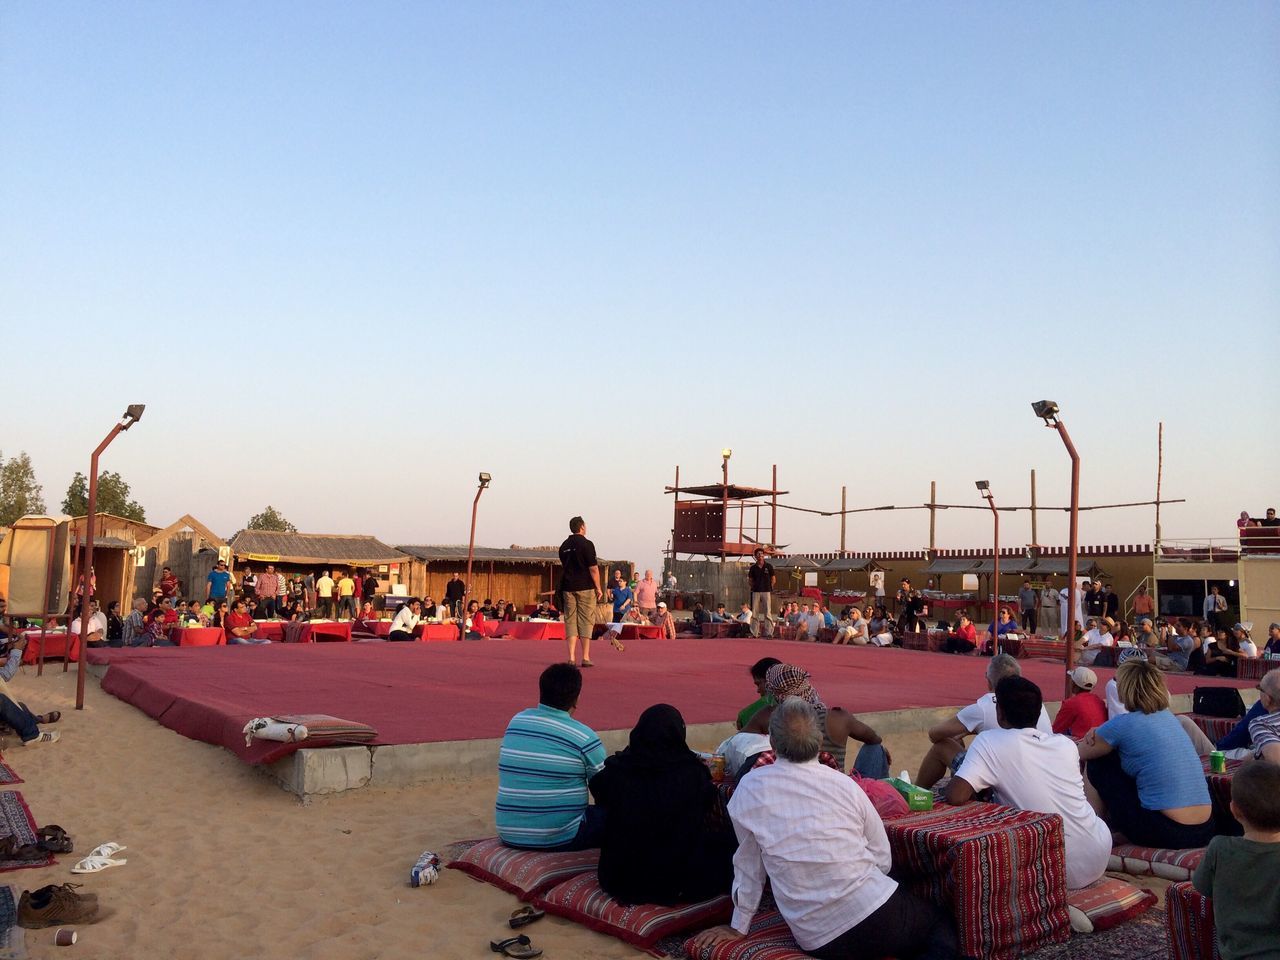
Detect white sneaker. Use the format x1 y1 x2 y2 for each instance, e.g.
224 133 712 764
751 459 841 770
23 731 59 746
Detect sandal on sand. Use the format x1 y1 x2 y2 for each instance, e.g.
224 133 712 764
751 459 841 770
580 660 593 668
88 843 126 859
508 906 545 929
36 712 60 725
36 826 73 854
0 837 48 862
71 855 127 874
490 935 542 959
609 636 625 652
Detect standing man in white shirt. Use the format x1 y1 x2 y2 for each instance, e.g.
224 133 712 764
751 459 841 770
690 699 958 960
388 598 422 642
946 676 1111 890
915 653 1053 788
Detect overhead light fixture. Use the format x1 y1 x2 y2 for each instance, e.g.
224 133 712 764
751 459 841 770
975 480 990 491
478 472 492 487
121 404 146 430
1031 400 1060 424
721 448 732 460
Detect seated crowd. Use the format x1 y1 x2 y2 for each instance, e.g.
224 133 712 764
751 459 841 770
493 651 1280 960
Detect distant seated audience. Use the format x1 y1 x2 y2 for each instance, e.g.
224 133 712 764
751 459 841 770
462 600 485 641
590 704 735 905
652 602 676 640
224 600 267 645
388 599 421 641
941 612 977 655
70 600 108 647
833 608 868 646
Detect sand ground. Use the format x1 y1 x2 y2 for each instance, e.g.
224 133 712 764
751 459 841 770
4 665 1163 959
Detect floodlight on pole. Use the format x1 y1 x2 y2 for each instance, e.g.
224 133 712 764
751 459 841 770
1032 400 1081 697
977 481 1000 654
76 404 146 710
462 472 491 637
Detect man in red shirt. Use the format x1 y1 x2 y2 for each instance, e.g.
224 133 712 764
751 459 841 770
224 599 267 645
1052 667 1107 739
158 566 180 600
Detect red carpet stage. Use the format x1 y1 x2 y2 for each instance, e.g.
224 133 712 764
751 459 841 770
85 639 1250 766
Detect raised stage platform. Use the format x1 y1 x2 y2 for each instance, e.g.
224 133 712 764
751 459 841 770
85 639 1257 797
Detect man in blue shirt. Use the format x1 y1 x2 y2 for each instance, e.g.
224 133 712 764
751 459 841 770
0 604 59 745
609 570 633 623
206 560 233 604
496 663 606 850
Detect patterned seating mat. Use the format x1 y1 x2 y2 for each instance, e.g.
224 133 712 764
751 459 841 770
0 764 21 787
0 793 52 873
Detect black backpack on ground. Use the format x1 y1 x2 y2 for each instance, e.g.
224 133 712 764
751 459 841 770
1192 686 1246 718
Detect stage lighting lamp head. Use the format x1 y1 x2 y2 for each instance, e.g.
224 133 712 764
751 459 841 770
121 403 147 429
1031 400 1060 423
721 448 732 460
975 480 990 492
478 472 492 487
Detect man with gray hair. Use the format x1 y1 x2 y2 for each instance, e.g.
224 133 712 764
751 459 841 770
915 653 1052 788
690 699 958 959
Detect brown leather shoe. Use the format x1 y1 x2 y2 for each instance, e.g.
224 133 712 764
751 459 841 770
18 883 99 928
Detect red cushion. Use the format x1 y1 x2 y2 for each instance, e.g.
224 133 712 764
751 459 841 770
683 909 810 960
445 837 598 900
533 872 731 950
1108 843 1205 881
1165 880 1220 960
1065 875 1156 933
271 714 377 744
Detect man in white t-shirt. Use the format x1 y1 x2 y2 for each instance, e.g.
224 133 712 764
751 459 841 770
946 676 1111 890
916 653 1052 788
70 600 109 645
1078 618 1115 667
315 570 335 619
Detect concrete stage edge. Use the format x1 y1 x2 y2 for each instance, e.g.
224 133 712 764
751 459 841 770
83 638 1257 798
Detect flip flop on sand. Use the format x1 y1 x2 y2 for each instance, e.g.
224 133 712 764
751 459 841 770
609 635 625 652
71 856 127 874
490 935 542 959
87 843 126 859
508 906 544 929
36 712 60 725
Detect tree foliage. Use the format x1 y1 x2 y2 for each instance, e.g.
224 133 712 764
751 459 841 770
0 451 47 526
246 505 297 533
61 470 148 522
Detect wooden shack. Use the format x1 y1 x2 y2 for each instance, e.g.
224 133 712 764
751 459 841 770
397 545 570 606
228 530 410 594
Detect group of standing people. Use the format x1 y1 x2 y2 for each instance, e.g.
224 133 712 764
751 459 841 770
200 560 380 621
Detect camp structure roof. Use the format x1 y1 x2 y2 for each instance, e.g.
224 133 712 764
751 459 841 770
772 555 882 572
770 555 826 570
229 530 408 566
398 545 561 565
666 483 787 500
140 514 227 550
925 558 982 574
818 557 881 572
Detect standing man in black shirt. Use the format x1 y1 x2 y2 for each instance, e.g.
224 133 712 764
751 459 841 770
746 548 776 638
444 574 466 617
1083 581 1104 620
559 516 604 666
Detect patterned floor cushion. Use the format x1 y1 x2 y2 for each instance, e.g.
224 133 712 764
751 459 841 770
446 837 598 900
1183 714 1237 743
1065 875 1157 933
683 909 810 960
1166 880 1220 960
533 872 731 952
1108 843 1205 881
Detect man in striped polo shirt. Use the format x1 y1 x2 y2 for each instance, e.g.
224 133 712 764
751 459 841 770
496 663 607 850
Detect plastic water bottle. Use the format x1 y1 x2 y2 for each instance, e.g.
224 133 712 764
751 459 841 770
410 850 440 887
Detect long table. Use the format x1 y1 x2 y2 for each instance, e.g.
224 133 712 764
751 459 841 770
280 621 353 643
483 621 566 641
593 623 666 641
884 801 1069 960
19 629 80 664
174 626 226 647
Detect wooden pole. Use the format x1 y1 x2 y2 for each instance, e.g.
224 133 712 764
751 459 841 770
1155 422 1163 552
840 486 847 555
771 464 778 549
928 481 937 551
1030 469 1038 548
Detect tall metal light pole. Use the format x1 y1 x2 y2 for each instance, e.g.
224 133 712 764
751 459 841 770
462 472 491 637
1032 400 1081 698
76 404 145 710
720 449 732 563
976 481 1000 656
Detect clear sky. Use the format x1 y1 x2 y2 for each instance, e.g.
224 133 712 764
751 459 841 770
2 2 1277 572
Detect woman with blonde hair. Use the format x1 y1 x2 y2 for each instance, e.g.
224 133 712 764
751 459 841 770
1077 659 1214 848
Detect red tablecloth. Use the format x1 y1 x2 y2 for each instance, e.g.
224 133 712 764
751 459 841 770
281 621 353 643
20 630 80 664
413 623 459 642
252 621 286 643
593 624 666 641
175 626 226 647
358 619 392 637
486 621 565 641
884 801 1069 960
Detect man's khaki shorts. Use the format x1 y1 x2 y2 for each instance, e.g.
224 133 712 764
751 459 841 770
564 589 599 641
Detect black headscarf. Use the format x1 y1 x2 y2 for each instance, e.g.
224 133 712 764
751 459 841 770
608 703 694 772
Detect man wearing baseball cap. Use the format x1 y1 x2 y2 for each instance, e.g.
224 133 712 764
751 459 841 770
1052 667 1107 739
653 601 677 640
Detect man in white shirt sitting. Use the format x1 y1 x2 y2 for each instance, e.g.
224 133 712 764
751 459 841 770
1077 618 1114 667
388 598 421 642
915 653 1053 788
690 699 959 960
946 676 1111 891
70 600 109 646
